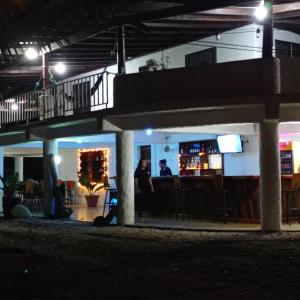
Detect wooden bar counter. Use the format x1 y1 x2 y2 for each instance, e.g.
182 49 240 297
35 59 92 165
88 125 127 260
151 175 294 223
152 175 282 223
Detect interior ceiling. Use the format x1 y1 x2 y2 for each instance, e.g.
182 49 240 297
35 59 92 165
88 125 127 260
1 0 300 98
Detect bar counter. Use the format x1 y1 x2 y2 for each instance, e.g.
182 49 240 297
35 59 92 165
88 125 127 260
151 175 293 223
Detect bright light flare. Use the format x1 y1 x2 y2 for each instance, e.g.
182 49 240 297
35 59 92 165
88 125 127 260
25 47 38 60
11 103 18 111
54 155 62 165
54 63 66 74
254 1 268 21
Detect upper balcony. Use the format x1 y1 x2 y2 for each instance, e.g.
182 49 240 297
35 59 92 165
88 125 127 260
0 71 116 130
2 57 300 136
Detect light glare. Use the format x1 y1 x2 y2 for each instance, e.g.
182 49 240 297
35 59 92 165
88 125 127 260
254 1 268 21
54 155 62 165
25 47 38 60
54 63 66 74
11 104 18 111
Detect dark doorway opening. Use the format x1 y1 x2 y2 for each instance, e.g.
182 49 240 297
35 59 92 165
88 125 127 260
24 157 43 181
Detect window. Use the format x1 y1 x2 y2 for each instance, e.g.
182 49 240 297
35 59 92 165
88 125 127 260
275 40 300 58
185 48 217 67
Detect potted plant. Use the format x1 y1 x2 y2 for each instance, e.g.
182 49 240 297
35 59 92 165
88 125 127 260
0 173 21 218
79 174 104 208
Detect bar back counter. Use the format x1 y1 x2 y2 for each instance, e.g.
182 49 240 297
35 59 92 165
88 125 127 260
150 175 294 223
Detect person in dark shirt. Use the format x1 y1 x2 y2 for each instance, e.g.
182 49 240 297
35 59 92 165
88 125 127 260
134 159 154 218
159 159 172 176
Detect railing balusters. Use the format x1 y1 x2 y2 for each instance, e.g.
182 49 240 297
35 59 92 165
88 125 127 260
0 71 115 127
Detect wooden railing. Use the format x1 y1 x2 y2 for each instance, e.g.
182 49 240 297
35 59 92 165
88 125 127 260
0 71 115 128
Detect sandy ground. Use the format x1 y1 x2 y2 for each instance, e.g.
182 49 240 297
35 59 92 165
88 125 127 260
1 218 300 299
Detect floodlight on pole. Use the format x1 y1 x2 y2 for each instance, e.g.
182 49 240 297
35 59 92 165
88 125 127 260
254 0 269 21
25 47 38 60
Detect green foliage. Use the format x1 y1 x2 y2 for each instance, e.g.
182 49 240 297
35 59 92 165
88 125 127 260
79 174 104 195
0 173 19 197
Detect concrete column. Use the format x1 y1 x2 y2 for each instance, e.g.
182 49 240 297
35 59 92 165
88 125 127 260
259 121 281 231
14 156 23 181
43 139 58 217
262 0 274 58
116 131 134 225
0 147 4 213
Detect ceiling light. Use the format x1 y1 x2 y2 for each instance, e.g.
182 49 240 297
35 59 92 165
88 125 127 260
54 63 66 74
54 155 62 165
25 47 38 60
146 129 153 135
254 1 268 21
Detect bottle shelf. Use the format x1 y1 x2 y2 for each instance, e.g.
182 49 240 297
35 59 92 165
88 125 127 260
179 139 223 176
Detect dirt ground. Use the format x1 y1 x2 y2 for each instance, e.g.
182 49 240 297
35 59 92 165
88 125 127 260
1 219 300 299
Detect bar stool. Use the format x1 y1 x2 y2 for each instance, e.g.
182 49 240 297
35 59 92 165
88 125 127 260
102 176 118 216
282 189 299 225
282 173 300 225
173 177 194 220
214 175 237 223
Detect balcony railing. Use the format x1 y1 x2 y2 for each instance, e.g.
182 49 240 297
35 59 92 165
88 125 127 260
0 71 115 128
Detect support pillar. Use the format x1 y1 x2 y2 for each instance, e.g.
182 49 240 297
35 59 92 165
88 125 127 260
116 131 134 225
43 139 58 217
0 147 4 213
117 25 126 75
259 121 281 231
42 53 49 89
262 0 273 58
15 156 23 181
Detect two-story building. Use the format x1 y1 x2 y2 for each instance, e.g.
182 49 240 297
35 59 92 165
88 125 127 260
2 1 300 231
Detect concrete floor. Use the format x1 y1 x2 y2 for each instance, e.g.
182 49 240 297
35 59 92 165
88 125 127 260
64 204 300 231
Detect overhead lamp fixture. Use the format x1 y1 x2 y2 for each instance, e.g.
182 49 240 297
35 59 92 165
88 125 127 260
215 34 221 41
54 62 66 74
25 47 38 60
254 0 269 21
54 155 62 165
146 129 153 136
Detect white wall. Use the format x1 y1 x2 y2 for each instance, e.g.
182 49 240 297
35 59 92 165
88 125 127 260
132 133 261 176
223 135 260 176
60 24 300 110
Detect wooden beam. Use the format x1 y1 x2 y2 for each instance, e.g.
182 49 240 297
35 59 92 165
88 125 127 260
274 1 300 14
163 14 251 22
